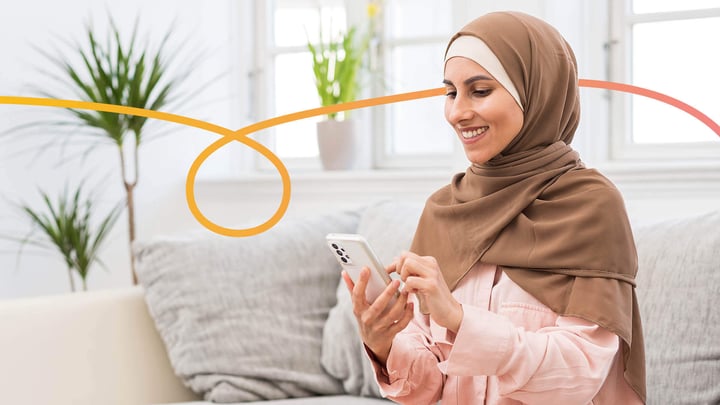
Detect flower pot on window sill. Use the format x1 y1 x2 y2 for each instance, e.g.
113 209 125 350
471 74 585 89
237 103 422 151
317 119 358 170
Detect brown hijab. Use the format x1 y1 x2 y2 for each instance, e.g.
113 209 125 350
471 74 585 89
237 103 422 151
410 11 646 401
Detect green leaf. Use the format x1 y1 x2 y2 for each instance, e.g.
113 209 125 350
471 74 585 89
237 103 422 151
4 183 124 284
306 23 370 119
4 13 195 162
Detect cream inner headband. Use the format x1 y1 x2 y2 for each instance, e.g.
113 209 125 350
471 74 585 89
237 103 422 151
445 35 523 111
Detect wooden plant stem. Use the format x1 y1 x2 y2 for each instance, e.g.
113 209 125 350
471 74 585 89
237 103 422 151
67 266 76 292
126 182 137 285
119 144 139 285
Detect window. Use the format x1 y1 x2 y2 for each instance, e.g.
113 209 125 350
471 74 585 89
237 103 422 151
257 0 347 169
372 0 457 168
254 0 459 170
250 0 719 171
609 0 720 160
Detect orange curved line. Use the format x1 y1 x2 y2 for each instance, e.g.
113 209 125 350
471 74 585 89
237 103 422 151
0 96 291 237
186 87 447 236
238 88 446 135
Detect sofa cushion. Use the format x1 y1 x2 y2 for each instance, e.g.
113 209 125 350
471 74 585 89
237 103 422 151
321 200 424 397
134 211 360 402
633 210 720 404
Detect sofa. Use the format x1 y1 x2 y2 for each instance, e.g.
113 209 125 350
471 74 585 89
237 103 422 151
0 200 718 405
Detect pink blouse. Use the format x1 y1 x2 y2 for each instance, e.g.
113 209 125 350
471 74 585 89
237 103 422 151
369 262 643 405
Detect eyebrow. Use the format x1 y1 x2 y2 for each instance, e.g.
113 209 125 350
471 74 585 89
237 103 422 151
442 74 494 86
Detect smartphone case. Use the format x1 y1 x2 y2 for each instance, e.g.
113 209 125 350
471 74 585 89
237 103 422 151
326 233 392 303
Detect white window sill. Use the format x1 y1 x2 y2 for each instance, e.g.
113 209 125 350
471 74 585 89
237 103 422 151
194 161 719 229
198 160 720 199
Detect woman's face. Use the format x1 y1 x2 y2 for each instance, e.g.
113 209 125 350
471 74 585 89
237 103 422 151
443 57 524 165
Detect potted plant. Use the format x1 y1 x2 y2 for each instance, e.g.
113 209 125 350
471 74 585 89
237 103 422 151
7 16 200 284
3 184 122 292
307 20 372 170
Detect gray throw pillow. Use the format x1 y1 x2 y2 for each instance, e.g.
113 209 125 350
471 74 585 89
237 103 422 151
134 211 360 402
321 200 423 397
634 211 720 405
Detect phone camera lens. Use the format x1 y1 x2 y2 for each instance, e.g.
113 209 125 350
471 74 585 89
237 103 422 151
331 243 339 249
341 257 348 263
336 249 343 256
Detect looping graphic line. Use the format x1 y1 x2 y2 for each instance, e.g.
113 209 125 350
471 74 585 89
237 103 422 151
187 88 445 237
1 80 718 237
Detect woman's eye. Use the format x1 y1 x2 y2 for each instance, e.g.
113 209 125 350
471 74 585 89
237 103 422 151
445 90 457 98
473 89 492 97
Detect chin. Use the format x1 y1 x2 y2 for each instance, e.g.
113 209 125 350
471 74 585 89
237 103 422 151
464 153 491 166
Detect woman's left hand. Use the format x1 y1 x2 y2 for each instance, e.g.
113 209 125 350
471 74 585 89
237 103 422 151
391 252 464 333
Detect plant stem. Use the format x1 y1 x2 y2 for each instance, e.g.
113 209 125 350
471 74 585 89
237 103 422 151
67 266 76 292
126 182 136 285
82 276 87 291
119 143 138 285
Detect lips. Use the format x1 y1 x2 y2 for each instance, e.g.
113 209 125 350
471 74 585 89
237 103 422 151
460 126 488 139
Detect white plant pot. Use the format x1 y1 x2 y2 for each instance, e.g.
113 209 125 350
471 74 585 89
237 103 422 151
316 119 357 170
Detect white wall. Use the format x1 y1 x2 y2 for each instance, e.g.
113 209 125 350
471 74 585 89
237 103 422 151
1 0 718 300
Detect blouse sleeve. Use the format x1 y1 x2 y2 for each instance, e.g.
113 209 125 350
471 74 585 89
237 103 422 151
444 304 619 404
366 309 446 405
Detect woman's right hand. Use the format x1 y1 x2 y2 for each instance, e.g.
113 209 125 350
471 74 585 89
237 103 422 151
343 267 414 366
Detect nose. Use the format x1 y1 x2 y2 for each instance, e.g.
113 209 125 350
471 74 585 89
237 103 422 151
447 93 474 124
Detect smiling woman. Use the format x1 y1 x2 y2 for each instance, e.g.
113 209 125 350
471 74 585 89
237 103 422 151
343 11 647 404
442 59 524 166
1 0 717 304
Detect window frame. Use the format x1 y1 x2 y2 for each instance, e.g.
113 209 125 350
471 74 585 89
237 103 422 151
607 0 720 162
363 7 461 170
251 0 470 172
243 0 720 175
252 0 343 171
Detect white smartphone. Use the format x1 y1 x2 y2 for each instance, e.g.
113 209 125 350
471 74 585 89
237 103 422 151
326 233 395 303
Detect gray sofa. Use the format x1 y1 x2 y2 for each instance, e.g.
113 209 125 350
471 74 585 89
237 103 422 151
0 200 717 405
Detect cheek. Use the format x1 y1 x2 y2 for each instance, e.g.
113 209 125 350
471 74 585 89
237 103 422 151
443 99 453 123
508 107 524 134
495 100 524 135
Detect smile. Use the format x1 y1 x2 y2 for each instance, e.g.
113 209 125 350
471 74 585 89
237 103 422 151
461 126 488 139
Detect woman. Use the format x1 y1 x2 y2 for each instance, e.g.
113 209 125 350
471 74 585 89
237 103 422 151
343 11 645 404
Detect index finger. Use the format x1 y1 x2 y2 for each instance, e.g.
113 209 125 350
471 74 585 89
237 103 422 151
367 279 402 317
385 261 397 275
352 267 371 304
341 270 355 293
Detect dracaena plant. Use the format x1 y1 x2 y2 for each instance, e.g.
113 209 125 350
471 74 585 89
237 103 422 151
307 2 382 121
6 16 200 284
307 25 370 121
4 184 122 292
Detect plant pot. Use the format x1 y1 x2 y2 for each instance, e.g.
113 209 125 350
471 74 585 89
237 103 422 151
316 119 358 170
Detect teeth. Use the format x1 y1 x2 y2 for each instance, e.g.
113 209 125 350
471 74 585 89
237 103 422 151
461 127 487 139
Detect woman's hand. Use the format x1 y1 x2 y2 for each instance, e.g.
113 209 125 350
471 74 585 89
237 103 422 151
343 267 414 366
391 252 463 333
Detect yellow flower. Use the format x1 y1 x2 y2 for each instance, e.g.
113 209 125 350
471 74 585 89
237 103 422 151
367 2 380 18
